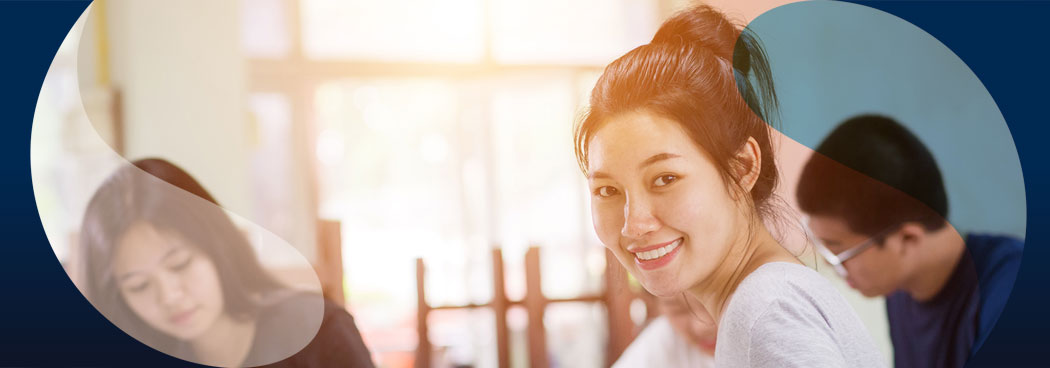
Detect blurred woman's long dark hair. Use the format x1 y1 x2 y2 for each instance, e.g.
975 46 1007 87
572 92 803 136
78 158 288 350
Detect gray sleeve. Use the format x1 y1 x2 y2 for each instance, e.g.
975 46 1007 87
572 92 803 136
715 263 886 368
745 300 848 368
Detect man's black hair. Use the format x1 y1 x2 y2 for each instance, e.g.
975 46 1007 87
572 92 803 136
796 114 948 236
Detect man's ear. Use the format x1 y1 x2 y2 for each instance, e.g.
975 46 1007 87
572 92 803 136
895 222 927 256
733 136 762 194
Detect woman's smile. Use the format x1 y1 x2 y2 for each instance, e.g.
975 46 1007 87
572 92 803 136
168 306 201 326
630 237 684 270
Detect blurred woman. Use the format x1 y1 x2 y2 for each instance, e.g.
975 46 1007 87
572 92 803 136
614 295 717 367
78 158 374 367
573 5 884 367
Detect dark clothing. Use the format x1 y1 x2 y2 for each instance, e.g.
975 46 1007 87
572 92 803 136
887 233 1022 368
887 249 979 368
253 293 375 368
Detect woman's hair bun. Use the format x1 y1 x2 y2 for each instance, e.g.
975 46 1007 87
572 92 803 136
650 5 741 65
648 4 776 123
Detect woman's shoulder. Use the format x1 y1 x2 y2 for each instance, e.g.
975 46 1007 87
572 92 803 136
284 297 376 367
245 291 327 366
717 262 884 368
728 262 836 310
724 262 861 332
253 292 376 367
254 290 361 344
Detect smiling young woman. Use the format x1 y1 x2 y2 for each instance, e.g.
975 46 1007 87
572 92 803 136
573 5 885 367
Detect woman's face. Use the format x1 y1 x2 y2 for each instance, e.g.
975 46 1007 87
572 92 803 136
113 222 226 341
587 111 746 297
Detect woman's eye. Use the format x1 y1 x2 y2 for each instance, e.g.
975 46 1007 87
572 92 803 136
126 281 151 293
170 256 194 272
594 186 619 198
654 174 678 187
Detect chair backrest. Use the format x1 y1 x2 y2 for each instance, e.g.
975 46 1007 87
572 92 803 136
414 246 646 368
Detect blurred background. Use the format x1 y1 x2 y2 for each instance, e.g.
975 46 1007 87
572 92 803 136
34 0 1032 367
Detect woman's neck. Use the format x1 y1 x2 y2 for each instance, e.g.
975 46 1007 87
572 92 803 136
190 313 257 367
686 218 800 323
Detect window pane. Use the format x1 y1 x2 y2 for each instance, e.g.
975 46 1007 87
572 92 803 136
491 0 659 64
313 72 610 366
301 0 485 62
487 72 599 298
240 0 291 58
247 93 314 258
314 78 493 364
34 14 124 265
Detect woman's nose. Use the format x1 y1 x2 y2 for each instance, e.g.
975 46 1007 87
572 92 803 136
621 196 660 238
155 273 186 306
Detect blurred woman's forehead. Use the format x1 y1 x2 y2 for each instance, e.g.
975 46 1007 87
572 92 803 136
113 222 191 273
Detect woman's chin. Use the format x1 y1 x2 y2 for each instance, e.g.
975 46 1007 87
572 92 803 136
165 324 208 341
640 279 685 298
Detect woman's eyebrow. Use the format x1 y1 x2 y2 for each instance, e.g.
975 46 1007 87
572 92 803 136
118 271 143 282
588 153 681 180
639 153 681 169
589 171 610 180
117 248 181 282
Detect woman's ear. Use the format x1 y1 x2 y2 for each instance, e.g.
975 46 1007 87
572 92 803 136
734 136 762 194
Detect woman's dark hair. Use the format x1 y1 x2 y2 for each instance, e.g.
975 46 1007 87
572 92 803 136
573 4 781 219
79 158 287 349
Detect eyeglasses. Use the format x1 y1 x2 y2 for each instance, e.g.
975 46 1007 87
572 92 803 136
804 218 900 278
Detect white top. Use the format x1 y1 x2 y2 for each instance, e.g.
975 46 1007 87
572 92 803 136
714 262 886 367
613 316 715 368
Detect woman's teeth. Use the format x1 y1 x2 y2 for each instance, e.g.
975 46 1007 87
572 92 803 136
636 239 682 261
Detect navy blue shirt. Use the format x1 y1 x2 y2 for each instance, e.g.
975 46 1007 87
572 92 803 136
886 233 1022 368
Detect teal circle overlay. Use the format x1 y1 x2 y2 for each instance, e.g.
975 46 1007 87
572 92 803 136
747 1 1025 239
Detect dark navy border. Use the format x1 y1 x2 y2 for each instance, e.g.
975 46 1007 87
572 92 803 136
0 1 203 366
0 0 1046 366
842 2 1050 367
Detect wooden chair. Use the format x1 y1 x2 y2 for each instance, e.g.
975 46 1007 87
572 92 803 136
415 247 653 368
315 219 345 306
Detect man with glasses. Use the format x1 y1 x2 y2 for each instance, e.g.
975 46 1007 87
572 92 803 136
795 115 1022 368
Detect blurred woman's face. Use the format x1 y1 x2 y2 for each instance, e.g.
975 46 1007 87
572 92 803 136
113 222 226 341
587 111 746 297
